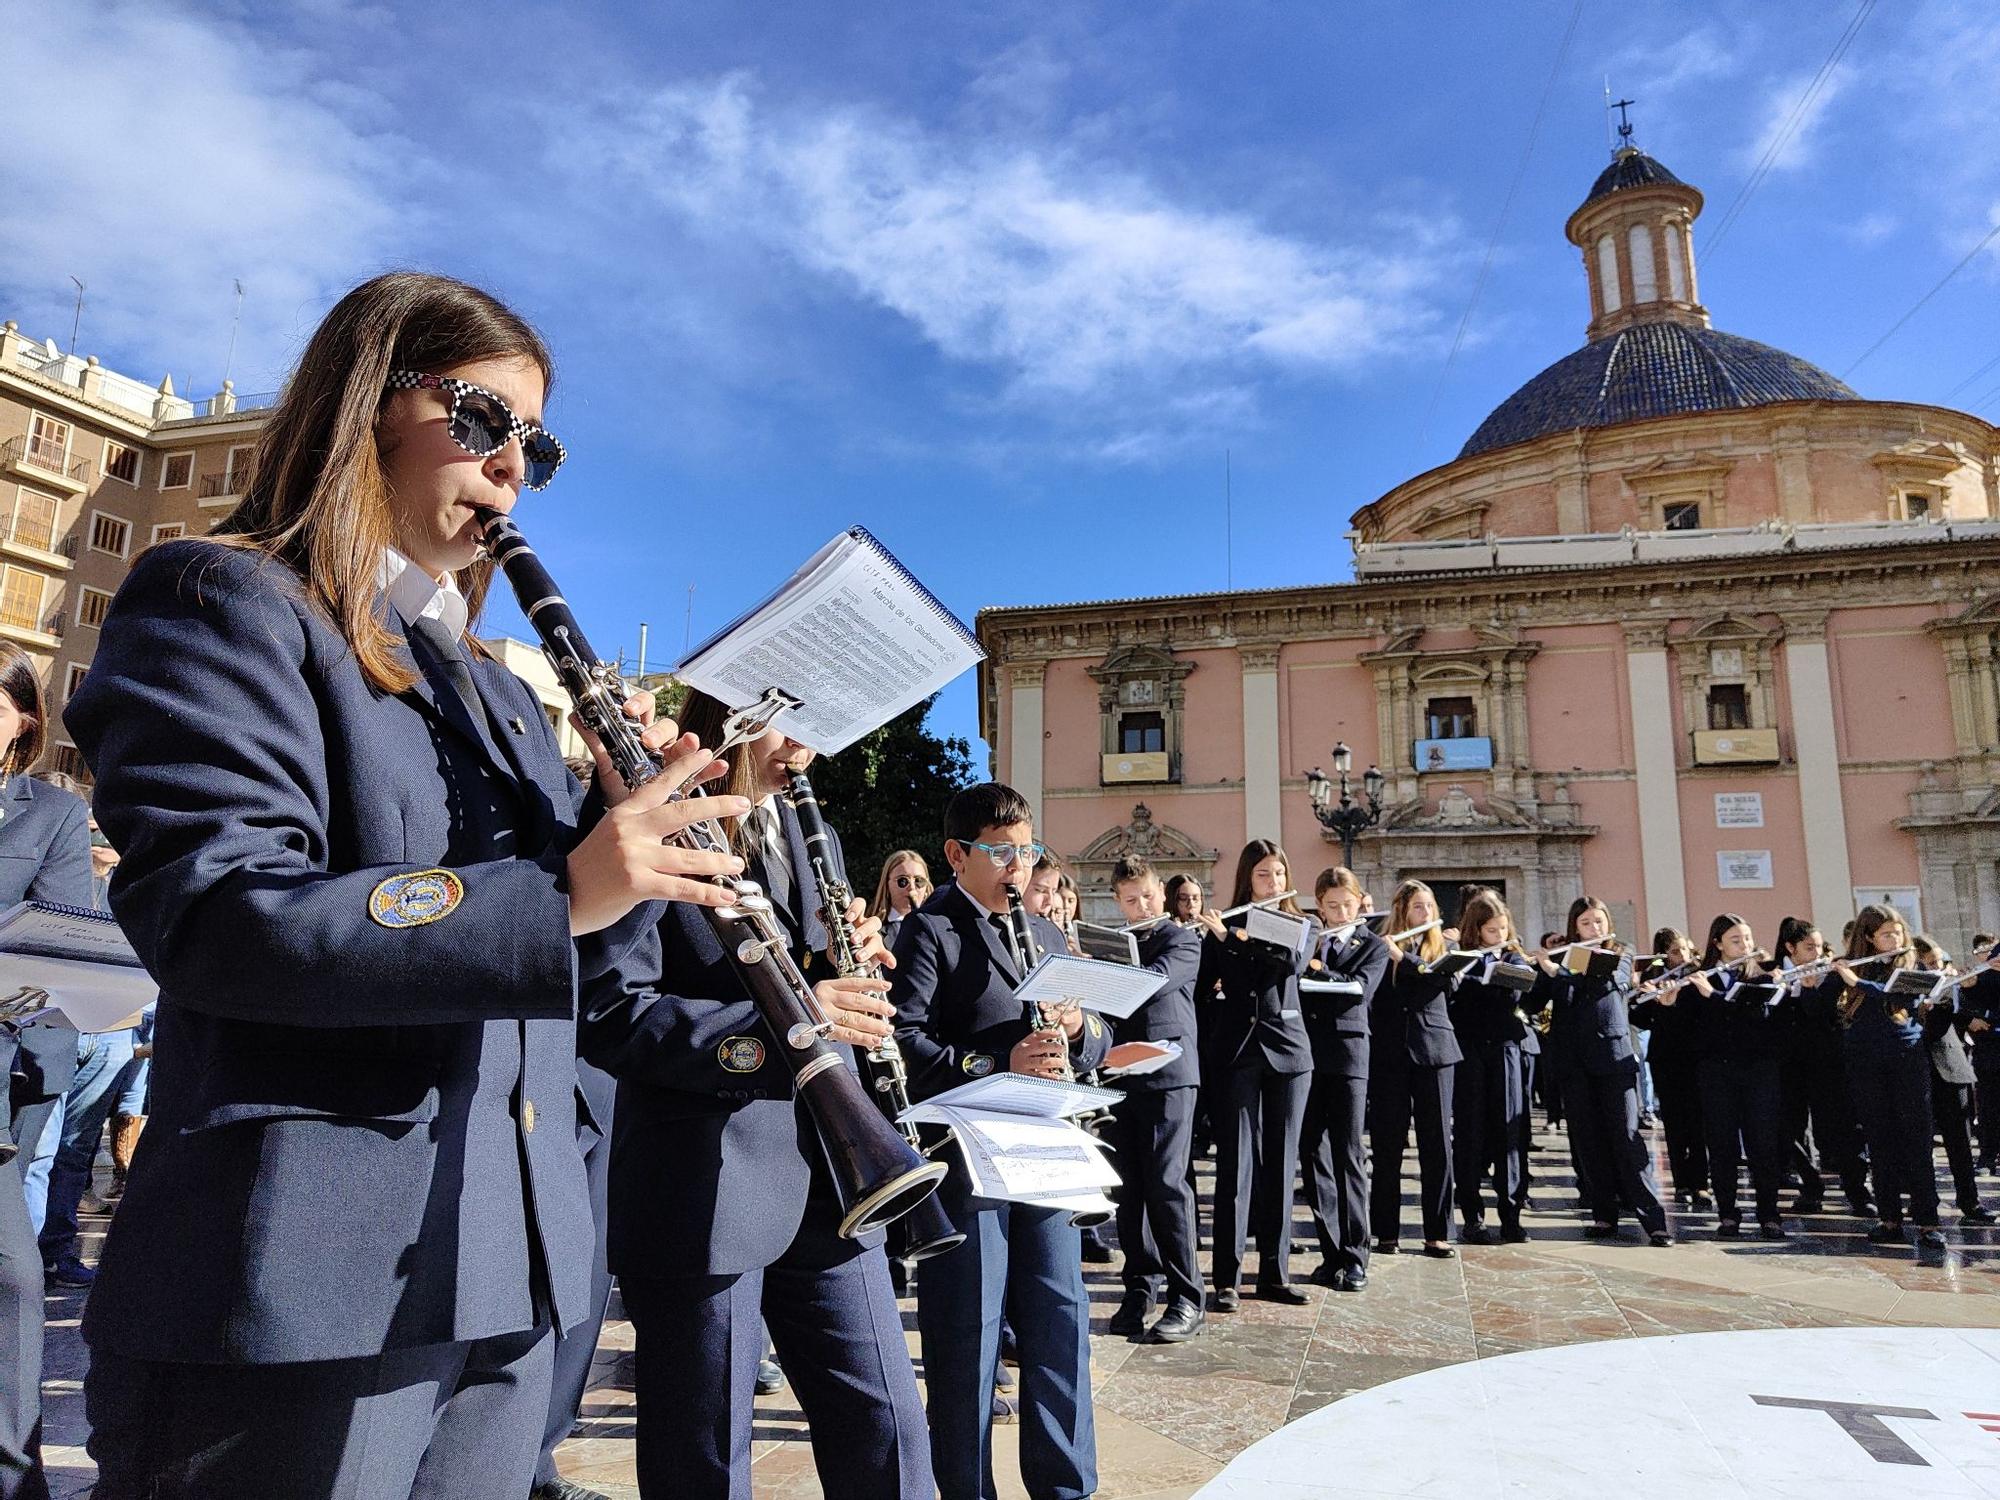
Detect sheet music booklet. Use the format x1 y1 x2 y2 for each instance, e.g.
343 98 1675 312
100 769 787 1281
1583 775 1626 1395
1103 1039 1182 1077
675 527 984 755
1013 952 1166 1021
1071 921 1140 967
1240 903 1316 962
1562 945 1623 981
900 1072 1122 1214
0 901 153 1033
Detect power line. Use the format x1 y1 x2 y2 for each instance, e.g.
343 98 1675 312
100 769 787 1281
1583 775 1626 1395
1704 0 1876 261
1841 219 2000 380
1940 347 2000 404
1412 0 1584 458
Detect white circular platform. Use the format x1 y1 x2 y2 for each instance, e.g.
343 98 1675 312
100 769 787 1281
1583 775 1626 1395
1196 1327 2000 1498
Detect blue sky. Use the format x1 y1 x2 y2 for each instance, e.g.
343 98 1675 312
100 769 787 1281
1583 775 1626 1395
8 0 1999 760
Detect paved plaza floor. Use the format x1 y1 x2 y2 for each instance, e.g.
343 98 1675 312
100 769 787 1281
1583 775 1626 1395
39 1121 2000 1499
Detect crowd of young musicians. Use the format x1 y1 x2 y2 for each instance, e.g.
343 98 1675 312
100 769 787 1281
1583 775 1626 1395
11 269 1999 1500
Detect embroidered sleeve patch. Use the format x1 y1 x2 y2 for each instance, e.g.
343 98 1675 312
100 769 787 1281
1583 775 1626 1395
718 1036 767 1073
368 869 465 929
961 1053 996 1077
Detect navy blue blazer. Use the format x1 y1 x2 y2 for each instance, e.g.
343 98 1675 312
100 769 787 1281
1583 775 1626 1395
1302 926 1388 1080
888 881 1112 1102
1373 952 1465 1071
580 803 875 1279
65 539 651 1365
1446 955 1539 1050
1203 925 1315 1076
1110 921 1202 1092
1544 955 1639 1078
1688 969 1789 1063
0 773 92 1143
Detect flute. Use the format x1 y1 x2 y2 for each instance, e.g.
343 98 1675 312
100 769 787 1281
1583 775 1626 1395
1123 890 1299 933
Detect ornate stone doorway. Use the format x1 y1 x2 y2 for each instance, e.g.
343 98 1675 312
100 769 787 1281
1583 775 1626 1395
1070 803 1220 926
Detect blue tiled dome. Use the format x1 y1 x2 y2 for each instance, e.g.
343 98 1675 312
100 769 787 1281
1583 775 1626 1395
1459 322 1859 459
1579 149 1685 210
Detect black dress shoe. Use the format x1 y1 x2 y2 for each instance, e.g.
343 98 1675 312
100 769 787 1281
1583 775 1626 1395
1690 1192 1714 1211
1080 1233 1115 1265
1375 1239 1400 1255
1108 1289 1154 1337
1341 1270 1367 1292
754 1358 785 1395
1212 1287 1241 1312
1421 1242 1456 1259
1499 1224 1530 1244
1255 1281 1310 1305
1850 1195 1877 1218
1791 1195 1824 1215
1759 1221 1788 1240
1649 1230 1674 1247
1964 1206 1997 1225
1583 1222 1617 1240
1919 1226 1949 1251
1715 1219 1741 1239
1309 1262 1343 1288
1146 1298 1207 1343
534 1480 614 1500
1866 1220 1905 1243
1460 1224 1493 1246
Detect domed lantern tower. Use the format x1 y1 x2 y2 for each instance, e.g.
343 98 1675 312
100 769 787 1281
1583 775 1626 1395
1566 143 1708 339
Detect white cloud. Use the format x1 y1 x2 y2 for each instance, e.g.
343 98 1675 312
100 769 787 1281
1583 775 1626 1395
555 76 1459 430
0 1 414 398
1738 63 1853 174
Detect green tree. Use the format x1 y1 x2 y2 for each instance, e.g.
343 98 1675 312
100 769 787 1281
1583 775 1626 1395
807 694 974 900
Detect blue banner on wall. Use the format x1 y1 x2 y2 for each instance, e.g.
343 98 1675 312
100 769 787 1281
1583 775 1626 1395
1413 737 1494 772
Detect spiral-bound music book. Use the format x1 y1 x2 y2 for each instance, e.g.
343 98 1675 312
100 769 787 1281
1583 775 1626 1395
0 900 154 1032
900 1073 1122 1214
676 527 984 754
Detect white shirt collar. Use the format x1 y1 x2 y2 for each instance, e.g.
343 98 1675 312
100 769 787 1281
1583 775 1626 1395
378 548 468 641
957 881 1003 922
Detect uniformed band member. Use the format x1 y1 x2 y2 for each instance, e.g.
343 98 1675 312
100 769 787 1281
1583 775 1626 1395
0 643 92 1500
1536 896 1670 1246
1103 855 1205 1343
1679 914 1787 1238
1447 889 1536 1244
1630 928 1710 1211
1772 917 1871 1217
889 783 1110 1500
65 273 733 1500
1370 879 1461 1258
1199 839 1314 1306
1914 935 1992 1225
870 849 933 956
1300 867 1389 1291
581 690 930 1500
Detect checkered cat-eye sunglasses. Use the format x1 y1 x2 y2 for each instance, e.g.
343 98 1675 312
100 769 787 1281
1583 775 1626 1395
385 370 566 490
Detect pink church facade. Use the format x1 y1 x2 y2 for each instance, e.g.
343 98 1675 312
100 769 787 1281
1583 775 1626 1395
976 147 2000 954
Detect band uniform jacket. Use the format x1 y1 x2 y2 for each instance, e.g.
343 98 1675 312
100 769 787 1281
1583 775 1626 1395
65 540 653 1365
1302 926 1389 1080
1687 969 1789 1062
1446 955 1538 1051
1922 999 1978 1087
889 881 1112 1106
1544 954 1640 1078
1203 927 1315 1076
0 774 92 1148
1110 921 1202 1093
1377 952 1466 1071
580 797 885 1278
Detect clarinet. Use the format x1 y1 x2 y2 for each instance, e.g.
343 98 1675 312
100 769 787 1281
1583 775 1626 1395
783 769 965 1264
476 507 945 1239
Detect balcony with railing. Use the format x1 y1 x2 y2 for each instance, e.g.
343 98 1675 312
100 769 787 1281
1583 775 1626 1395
1 434 91 492
198 469 250 504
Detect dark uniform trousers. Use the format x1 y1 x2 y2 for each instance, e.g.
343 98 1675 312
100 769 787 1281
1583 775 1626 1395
918 1186 1095 1500
1696 1057 1784 1225
1213 1062 1310 1290
1781 1047 1870 1207
1368 1063 1455 1244
1453 1043 1527 1232
0 1158 46 1500
1109 1087 1202 1309
623 1196 926 1500
1565 1067 1668 1235
1303 1070 1369 1277
537 1058 619 1489
1650 1056 1709 1196
1848 1043 1940 1226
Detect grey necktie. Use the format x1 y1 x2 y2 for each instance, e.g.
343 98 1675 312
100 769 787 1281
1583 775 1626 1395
408 615 482 726
752 805 793 917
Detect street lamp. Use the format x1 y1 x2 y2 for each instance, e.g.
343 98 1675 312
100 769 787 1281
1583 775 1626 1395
1305 741 1385 869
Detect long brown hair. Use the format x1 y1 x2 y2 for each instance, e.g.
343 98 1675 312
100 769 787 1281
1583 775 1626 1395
216 272 555 694
1844 903 1911 968
1564 894 1622 950
0 642 46 776
1387 878 1446 963
1700 912 1753 970
1458 886 1518 952
870 850 931 919
677 689 781 859
1227 838 1298 914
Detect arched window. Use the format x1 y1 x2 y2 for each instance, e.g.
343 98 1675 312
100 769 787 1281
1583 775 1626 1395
1628 224 1657 302
1596 235 1621 314
1665 228 1688 300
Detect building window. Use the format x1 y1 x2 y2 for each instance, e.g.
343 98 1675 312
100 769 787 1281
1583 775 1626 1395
104 440 141 486
1426 696 1478 740
47 743 90 785
1596 235 1621 314
0 566 46 631
1628 224 1658 302
1903 492 1932 521
160 452 193 490
1666 227 1689 300
1662 501 1702 531
150 522 185 544
1707 683 1751 731
89 512 131 558
8 488 58 552
76 586 113 629
26 413 71 471
63 662 87 701
1119 711 1165 754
